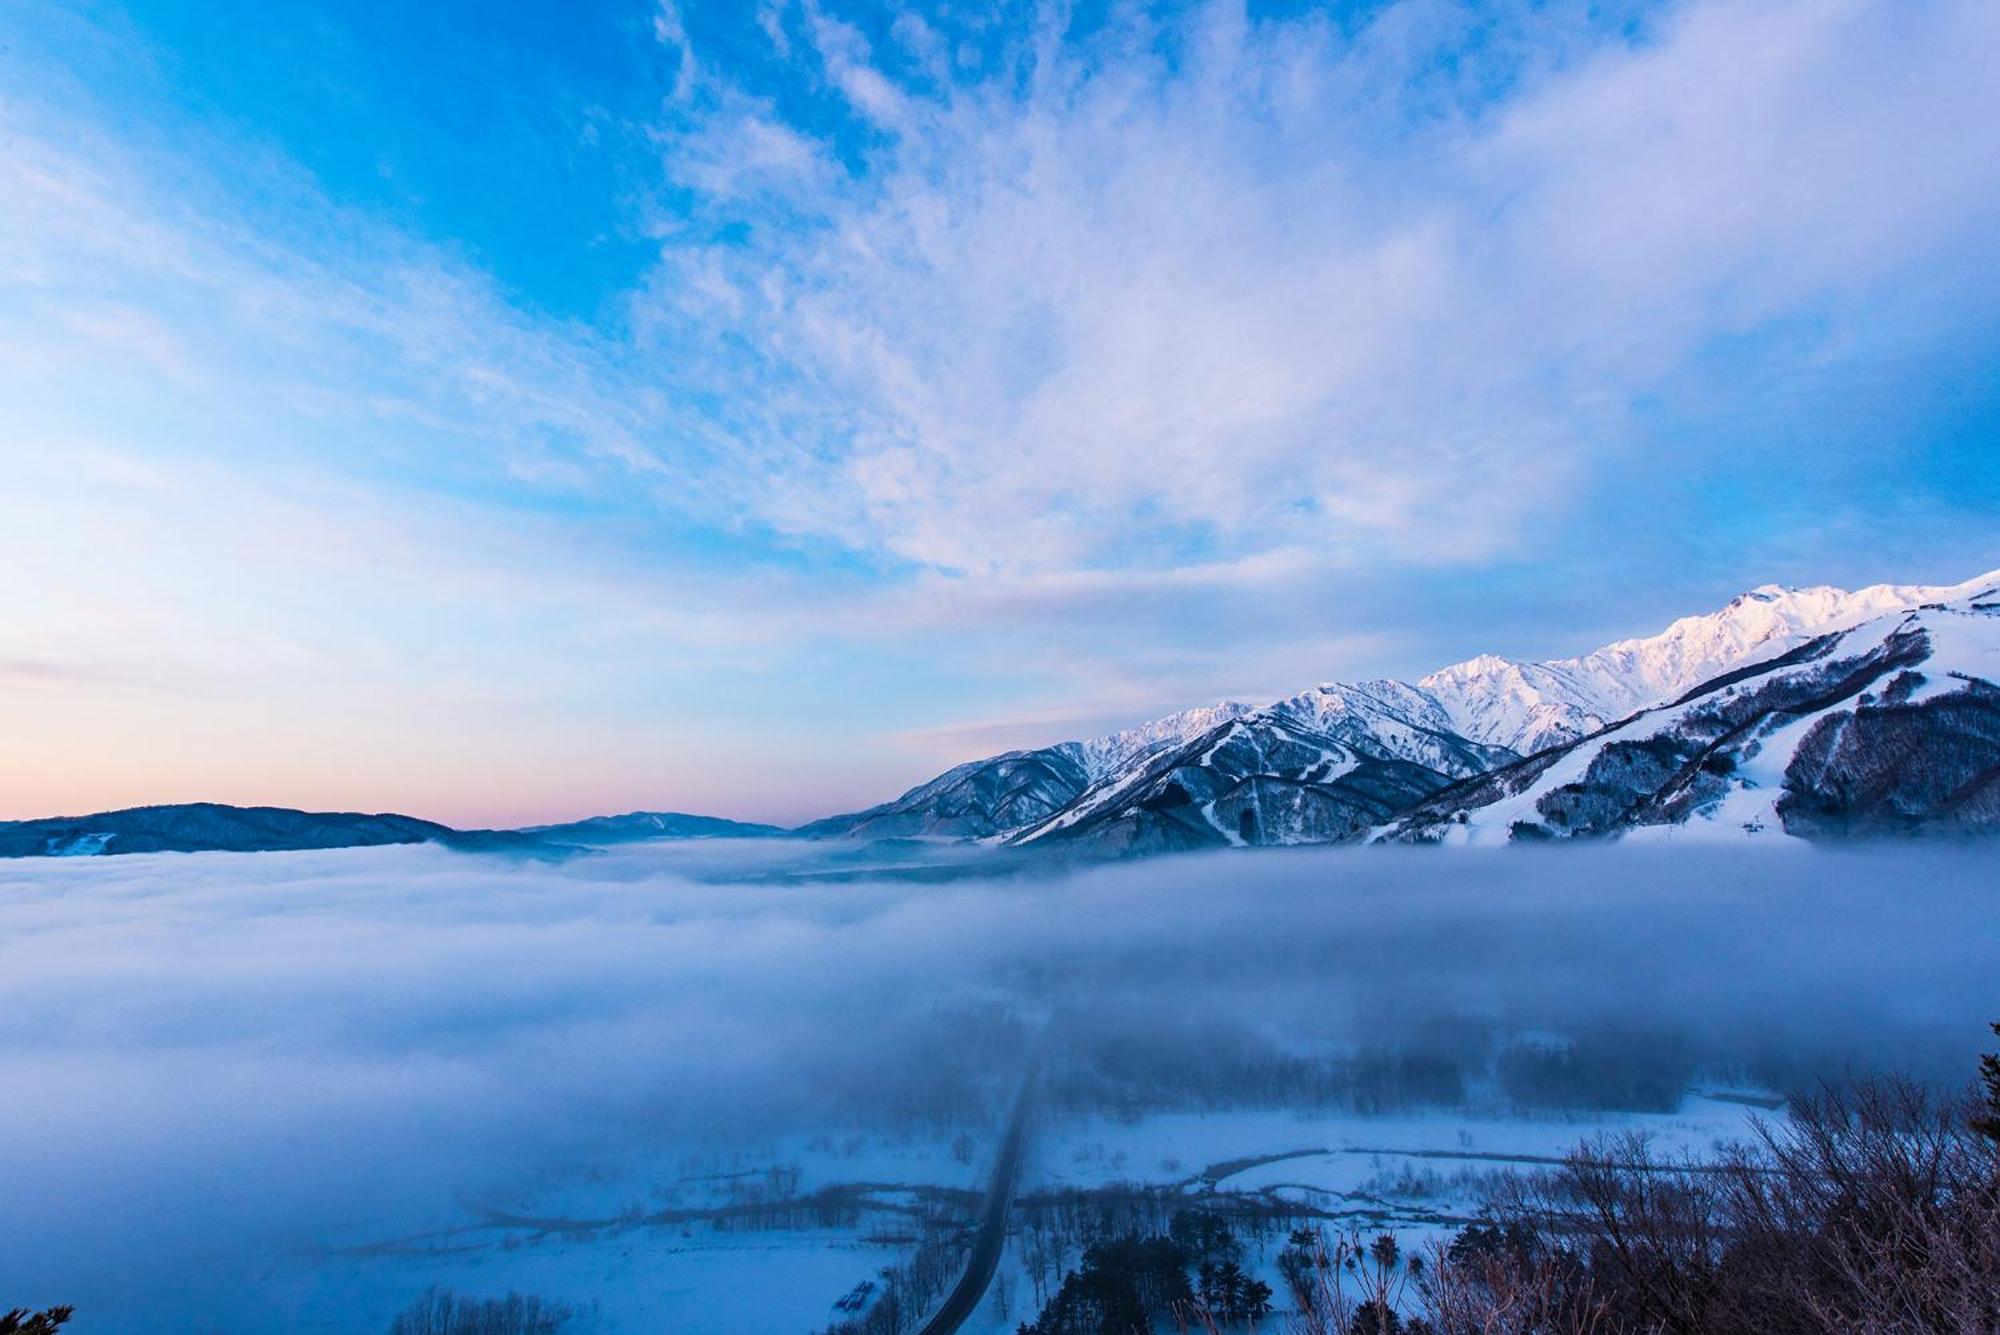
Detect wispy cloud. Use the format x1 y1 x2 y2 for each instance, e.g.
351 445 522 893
643 0 2000 574
0 656 157 692
0 81 685 515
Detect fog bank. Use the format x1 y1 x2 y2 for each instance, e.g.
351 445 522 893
0 841 1993 1329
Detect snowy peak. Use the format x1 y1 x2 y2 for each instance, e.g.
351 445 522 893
1069 701 1259 780
1563 568 2000 702
1416 569 2000 755
1280 678 1453 734
1268 680 1516 778
1567 581 1925 701
1416 656 1608 755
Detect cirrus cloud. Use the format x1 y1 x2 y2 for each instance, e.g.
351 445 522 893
642 0 2000 574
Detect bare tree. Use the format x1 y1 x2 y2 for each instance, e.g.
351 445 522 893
1280 1229 1420 1335
1402 1066 2000 1335
387 1288 581 1335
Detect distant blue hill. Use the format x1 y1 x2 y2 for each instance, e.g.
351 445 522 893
522 810 787 843
0 802 784 859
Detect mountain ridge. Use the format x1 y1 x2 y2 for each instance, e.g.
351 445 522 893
811 567 2000 850
0 802 781 860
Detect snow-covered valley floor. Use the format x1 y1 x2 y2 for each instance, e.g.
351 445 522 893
274 1094 1770 1333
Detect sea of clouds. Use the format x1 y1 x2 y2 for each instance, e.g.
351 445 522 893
1 840 1994 1329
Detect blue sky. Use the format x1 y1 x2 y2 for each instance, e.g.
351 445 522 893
2 0 1996 826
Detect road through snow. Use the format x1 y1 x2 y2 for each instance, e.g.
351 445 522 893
913 1046 1043 1335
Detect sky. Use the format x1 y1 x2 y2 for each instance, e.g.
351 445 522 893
2 0 1997 827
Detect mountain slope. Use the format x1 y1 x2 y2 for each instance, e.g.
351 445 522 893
1001 680 1522 855
1380 593 2000 845
1070 702 1260 780
1008 712 1471 856
0 803 469 858
794 746 1095 839
807 683 1513 847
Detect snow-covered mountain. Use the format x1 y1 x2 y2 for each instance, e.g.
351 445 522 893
1414 569 2000 755
13 573 1987 860
1069 702 1262 780
794 746 1095 840
1383 590 2000 845
802 679 1513 847
810 568 2000 850
1006 684 1517 856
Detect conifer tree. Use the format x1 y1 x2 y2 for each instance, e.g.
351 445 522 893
1974 1020 2000 1146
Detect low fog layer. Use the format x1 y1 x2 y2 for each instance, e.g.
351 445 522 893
1 841 1994 1329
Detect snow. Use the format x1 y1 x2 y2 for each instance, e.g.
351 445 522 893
1654 676 1898 842
1073 703 1259 781
258 1095 1771 1335
1417 656 1608 756
1906 606 2000 698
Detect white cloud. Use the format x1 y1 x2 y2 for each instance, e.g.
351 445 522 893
1478 0 2000 357
644 0 2000 575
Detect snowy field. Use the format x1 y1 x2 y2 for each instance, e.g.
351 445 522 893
1 840 1995 1333
256 1096 1772 1333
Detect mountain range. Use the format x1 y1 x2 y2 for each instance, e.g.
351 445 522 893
807 567 2000 853
4 569 1994 859
0 804 778 860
